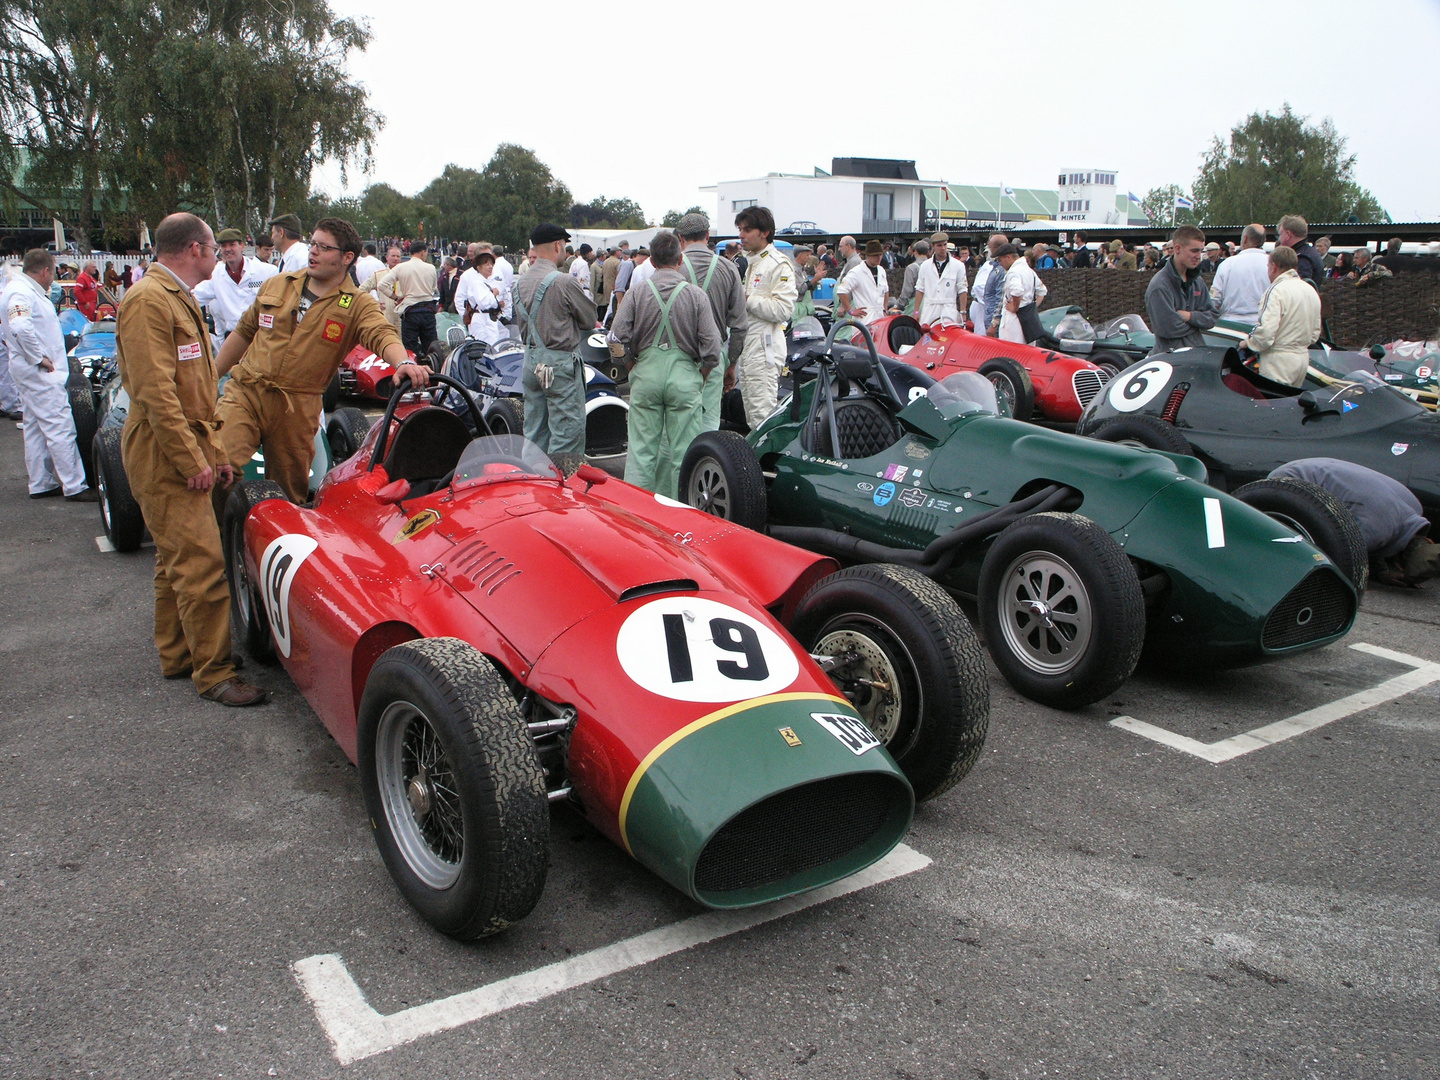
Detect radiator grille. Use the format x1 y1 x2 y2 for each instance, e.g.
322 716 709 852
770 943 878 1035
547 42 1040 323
1072 369 1107 408
1262 568 1354 650
586 403 628 456
694 773 905 894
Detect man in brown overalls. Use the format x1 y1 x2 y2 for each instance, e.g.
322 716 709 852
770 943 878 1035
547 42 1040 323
214 216 429 505
116 213 267 706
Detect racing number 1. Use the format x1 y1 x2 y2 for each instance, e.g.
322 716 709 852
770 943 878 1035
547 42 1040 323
663 614 770 683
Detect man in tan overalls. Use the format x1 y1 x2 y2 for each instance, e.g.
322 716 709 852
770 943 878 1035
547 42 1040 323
116 213 267 706
214 216 429 504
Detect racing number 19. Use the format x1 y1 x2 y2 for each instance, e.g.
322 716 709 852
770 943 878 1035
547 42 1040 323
662 614 770 683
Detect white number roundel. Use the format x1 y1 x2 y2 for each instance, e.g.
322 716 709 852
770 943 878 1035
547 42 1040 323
1107 359 1173 413
616 596 800 703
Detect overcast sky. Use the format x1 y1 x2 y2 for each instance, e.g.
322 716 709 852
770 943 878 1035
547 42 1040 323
319 0 1440 224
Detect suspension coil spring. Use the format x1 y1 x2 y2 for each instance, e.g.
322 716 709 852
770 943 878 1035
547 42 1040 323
1160 382 1190 424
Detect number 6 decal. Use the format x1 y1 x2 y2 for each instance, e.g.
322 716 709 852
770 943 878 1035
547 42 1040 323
1108 359 1173 413
617 597 799 702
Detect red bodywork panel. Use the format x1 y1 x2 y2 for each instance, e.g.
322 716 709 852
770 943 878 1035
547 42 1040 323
240 424 841 847
340 344 418 401
871 315 1103 422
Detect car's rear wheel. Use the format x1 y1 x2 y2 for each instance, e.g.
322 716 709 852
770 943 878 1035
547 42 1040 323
679 430 768 532
977 357 1034 421
1232 477 1369 592
358 638 549 940
1092 414 1193 456
67 360 98 489
792 564 989 801
325 406 371 466
978 512 1146 709
223 480 287 664
322 372 341 414
1090 349 1130 379
94 425 145 552
485 397 525 437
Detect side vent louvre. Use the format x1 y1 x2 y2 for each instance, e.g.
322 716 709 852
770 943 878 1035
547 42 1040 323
451 538 521 595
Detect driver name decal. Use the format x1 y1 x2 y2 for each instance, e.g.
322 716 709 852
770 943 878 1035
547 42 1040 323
1108 359 1173 413
259 534 319 658
616 597 799 703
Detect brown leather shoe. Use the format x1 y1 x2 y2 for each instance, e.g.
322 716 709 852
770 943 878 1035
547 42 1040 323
200 677 268 707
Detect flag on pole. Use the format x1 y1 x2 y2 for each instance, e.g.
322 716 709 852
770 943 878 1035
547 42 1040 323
1001 184 1015 198
1174 194 1194 210
53 218 65 252
1128 191 1141 203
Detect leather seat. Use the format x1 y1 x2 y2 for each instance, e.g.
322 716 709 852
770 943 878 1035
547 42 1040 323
383 407 474 486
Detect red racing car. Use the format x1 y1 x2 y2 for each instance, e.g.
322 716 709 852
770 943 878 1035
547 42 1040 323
870 314 1112 424
223 374 988 938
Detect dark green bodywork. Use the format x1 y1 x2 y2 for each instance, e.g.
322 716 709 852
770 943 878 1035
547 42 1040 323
751 381 1354 665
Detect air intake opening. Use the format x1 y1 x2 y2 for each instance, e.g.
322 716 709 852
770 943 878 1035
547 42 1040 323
694 773 910 902
1262 568 1354 650
619 580 699 603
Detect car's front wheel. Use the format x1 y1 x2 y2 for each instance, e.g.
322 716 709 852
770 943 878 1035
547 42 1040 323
792 564 990 801
1092 414 1193 456
358 638 549 939
1232 477 1368 592
93 425 145 552
978 512 1146 709
679 430 768 532
977 357 1034 421
485 397 525 437
222 480 287 664
325 406 371 466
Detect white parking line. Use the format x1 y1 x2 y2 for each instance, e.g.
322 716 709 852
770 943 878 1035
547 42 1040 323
1110 643 1440 762
294 843 932 1065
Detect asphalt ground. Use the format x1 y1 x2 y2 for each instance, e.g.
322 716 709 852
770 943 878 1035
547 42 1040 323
2 414 1438 1080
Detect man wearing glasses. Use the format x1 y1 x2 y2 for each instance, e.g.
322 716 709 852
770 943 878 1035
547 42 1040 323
115 213 267 706
215 216 429 506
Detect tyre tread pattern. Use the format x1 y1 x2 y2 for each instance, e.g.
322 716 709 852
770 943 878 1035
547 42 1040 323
1231 477 1369 592
679 430 768 533
94 425 145 551
1092 414 1193 456
223 480 287 663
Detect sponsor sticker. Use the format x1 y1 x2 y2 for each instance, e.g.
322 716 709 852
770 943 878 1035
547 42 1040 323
903 442 931 460
392 508 441 544
177 342 202 361
258 534 319 659
1419 366 1433 378
322 319 344 342
258 313 274 328
1392 442 1410 456
883 463 909 482
856 481 874 493
873 482 896 506
1342 400 1357 412
778 727 802 747
615 596 799 703
810 712 880 756
899 486 927 508
337 293 353 309
1384 373 1404 382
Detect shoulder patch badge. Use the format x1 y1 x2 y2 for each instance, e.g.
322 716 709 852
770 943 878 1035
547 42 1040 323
392 508 442 544
337 293 353 309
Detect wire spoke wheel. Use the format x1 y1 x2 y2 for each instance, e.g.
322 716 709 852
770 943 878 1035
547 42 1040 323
376 700 464 889
987 372 1017 414
813 621 906 747
998 550 1093 676
688 457 731 519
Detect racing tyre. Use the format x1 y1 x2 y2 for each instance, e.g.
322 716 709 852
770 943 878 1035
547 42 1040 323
1090 349 1130 379
67 361 98 488
322 372 341 415
1092 414 1193 457
977 357 1034 421
222 480 287 664
792 564 989 801
93 425 144 552
358 638 549 939
978 512 1146 709
485 397 525 438
679 430 768 533
1232 477 1369 593
325 406 371 465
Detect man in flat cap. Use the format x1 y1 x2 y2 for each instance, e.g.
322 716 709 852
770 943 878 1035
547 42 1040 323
516 222 597 458
914 231 967 327
268 214 309 274
193 228 278 341
836 239 889 332
675 211 746 431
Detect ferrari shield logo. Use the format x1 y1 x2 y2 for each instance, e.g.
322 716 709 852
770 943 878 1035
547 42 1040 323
392 508 441 543
778 727 802 747
323 318 344 342
1392 443 1410 456
337 293 353 309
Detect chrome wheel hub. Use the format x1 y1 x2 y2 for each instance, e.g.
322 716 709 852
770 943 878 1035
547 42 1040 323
998 551 1093 676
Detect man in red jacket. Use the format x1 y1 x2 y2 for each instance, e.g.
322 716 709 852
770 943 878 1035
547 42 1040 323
74 263 99 320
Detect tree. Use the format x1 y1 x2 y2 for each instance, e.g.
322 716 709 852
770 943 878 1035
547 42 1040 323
1140 184 1197 228
570 195 648 230
1192 105 1388 225
661 206 706 228
473 144 572 251
420 165 487 239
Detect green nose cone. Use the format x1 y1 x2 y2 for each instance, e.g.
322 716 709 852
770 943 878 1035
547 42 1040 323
620 694 914 908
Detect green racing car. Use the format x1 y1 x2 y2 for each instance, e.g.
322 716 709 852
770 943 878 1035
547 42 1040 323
678 319 1362 709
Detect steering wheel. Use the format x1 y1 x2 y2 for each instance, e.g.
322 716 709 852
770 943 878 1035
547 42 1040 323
368 371 490 471
823 315 906 408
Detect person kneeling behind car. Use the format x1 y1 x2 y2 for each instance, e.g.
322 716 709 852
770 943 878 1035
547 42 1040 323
1270 458 1440 587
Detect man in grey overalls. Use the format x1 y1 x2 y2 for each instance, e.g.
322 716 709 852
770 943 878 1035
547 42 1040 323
609 230 723 499
674 212 747 431
516 223 597 457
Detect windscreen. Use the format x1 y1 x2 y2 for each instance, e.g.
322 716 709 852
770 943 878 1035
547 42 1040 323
1054 312 1096 342
927 371 1003 418
1097 314 1149 338
452 434 561 490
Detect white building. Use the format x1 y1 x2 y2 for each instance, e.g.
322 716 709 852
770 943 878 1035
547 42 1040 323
1056 168 1147 226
